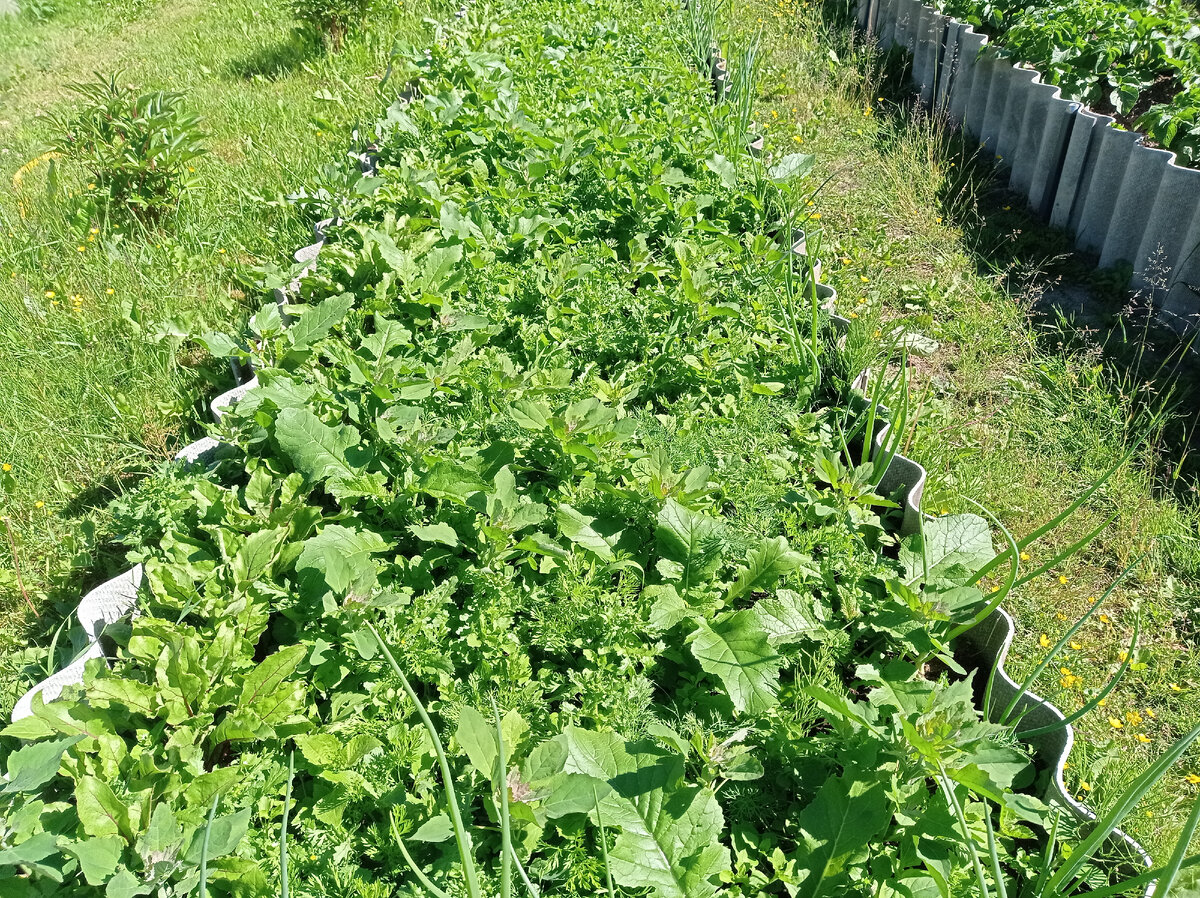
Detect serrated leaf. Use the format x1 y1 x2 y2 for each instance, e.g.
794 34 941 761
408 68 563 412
287 293 354 350
769 152 814 181
556 504 619 562
689 610 780 714
408 522 459 547
899 513 995 587
296 523 390 595
726 536 809 602
755 589 827 646
655 500 724 595
274 407 369 497
295 733 344 769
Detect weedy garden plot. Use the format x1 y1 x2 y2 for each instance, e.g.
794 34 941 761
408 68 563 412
3 0 1200 895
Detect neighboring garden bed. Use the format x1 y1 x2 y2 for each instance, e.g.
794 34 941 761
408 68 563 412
929 0 1200 165
4 0 1200 896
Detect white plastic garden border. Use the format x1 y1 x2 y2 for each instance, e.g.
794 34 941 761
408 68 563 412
856 0 1200 330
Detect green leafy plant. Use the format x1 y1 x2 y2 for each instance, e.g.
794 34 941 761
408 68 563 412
290 0 373 50
46 73 206 223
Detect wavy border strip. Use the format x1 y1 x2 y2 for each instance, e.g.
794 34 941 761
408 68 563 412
856 0 1200 328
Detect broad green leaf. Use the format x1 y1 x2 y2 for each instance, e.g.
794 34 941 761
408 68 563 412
556 504 619 562
1 735 81 794
607 785 729 898
456 706 498 779
792 775 892 898
183 809 250 865
899 514 995 588
755 590 826 646
655 500 724 594
287 293 354 350
689 610 780 714
421 462 489 503
76 776 134 840
136 804 182 866
296 523 390 595
274 407 368 497
768 152 814 181
726 536 810 602
61 835 122 886
408 522 459 547
551 728 728 898
295 733 344 769
411 814 455 843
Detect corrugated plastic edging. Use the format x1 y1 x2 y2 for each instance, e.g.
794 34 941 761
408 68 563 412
856 0 1200 330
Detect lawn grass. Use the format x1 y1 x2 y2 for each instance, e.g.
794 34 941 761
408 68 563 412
739 0 1200 859
0 0 435 697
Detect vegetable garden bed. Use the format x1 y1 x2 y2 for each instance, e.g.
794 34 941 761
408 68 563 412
3 0 1200 895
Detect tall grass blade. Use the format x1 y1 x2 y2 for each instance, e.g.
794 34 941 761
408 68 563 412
368 622 482 898
280 749 293 898
1045 723 1200 894
199 793 219 898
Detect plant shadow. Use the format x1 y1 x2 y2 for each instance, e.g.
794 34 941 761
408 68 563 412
228 29 324 81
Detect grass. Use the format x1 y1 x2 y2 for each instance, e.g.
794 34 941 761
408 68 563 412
735 0 1200 860
0 0 434 700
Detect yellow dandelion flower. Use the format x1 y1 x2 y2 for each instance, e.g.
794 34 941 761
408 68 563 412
106 287 115 295
1171 683 1183 692
34 500 44 509
848 311 859 319
810 213 821 220
1145 708 1156 719
936 216 943 223
44 290 55 298
1058 575 1068 585
859 275 869 283
793 135 804 143
1109 717 1124 729
1098 699 1107 708
1019 552 1030 561
1055 612 1067 621
1187 774 1200 785
87 183 96 189
1118 650 1128 662
90 228 99 235
1 463 10 472
1100 613 1112 624
1080 781 1092 791
77 245 85 252
1070 641 1082 651
1039 634 1050 648
841 257 851 264
1136 733 1152 743
218 248 226 254
1126 711 1143 727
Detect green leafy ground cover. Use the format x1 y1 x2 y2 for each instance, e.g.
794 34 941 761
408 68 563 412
10 0 1189 894
0 0 431 655
925 0 1200 164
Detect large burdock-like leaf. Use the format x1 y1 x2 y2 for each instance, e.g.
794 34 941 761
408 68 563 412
899 513 995 588
792 775 892 898
274 407 371 499
689 610 780 714
540 728 730 898
655 499 724 596
725 536 811 602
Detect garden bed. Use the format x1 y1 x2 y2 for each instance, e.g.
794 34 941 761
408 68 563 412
2 0 1198 895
